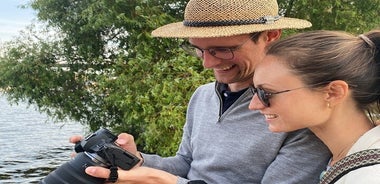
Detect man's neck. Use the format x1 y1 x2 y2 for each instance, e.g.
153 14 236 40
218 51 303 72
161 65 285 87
227 81 252 92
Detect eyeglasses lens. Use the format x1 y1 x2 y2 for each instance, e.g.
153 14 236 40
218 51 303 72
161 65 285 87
181 44 235 60
211 48 233 60
195 48 203 58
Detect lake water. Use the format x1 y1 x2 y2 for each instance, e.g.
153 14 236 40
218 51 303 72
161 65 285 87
0 95 87 183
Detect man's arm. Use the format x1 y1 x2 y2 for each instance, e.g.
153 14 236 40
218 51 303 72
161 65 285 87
262 128 331 184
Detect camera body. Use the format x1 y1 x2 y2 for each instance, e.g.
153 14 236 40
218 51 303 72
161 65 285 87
39 128 140 184
74 127 140 170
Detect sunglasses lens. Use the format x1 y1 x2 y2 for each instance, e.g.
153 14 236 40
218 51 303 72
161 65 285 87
257 88 270 107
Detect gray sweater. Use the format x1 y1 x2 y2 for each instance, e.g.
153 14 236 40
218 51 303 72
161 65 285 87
142 82 330 184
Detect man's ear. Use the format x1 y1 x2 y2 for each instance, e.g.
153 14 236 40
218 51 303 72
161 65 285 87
325 80 349 106
266 29 282 42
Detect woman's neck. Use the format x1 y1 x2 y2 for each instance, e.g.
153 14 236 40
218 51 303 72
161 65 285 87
310 112 374 166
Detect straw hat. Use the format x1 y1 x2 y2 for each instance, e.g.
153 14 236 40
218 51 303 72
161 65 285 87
151 0 311 38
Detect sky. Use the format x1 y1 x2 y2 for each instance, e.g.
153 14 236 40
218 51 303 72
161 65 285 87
0 0 36 43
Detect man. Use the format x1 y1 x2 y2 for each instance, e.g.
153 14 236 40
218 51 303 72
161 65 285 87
81 0 331 183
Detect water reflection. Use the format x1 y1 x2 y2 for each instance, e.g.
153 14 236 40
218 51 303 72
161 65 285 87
0 95 86 183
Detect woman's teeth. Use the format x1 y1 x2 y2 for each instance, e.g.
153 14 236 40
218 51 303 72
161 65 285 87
265 114 278 119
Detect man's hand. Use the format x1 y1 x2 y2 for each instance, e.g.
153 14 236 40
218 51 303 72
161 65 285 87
85 166 178 184
69 135 83 157
69 133 143 165
115 133 143 166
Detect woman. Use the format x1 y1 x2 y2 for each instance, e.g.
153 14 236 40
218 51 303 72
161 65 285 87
249 30 380 183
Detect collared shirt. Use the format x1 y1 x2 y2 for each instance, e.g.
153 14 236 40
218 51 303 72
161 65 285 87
218 83 248 113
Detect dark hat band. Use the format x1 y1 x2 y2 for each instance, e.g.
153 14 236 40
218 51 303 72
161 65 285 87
183 15 282 27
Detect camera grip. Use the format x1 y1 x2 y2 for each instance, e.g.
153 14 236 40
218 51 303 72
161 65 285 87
100 144 141 170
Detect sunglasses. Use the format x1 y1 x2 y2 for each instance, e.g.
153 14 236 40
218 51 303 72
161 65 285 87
250 82 331 107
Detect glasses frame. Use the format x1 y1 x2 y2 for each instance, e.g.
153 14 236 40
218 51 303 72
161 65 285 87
180 32 261 60
250 82 332 107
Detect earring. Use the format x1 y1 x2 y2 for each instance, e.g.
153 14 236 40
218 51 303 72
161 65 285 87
327 103 331 108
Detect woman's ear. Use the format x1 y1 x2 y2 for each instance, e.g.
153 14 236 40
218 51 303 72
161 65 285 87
325 80 349 106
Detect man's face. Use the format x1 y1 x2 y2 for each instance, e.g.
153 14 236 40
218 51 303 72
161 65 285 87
189 33 270 91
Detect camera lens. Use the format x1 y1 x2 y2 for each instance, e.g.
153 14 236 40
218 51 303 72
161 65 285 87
39 152 106 184
39 128 140 183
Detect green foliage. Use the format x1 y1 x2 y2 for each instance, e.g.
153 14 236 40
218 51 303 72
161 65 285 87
0 0 379 156
279 0 380 35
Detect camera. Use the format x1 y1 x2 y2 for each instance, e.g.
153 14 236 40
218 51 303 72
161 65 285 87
39 127 141 184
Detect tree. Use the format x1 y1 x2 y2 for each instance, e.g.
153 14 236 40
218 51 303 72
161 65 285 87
0 0 379 155
279 0 380 34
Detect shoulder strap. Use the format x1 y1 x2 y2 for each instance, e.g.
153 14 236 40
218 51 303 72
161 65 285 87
319 149 380 184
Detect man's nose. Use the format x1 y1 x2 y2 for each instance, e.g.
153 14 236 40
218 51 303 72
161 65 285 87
202 51 221 68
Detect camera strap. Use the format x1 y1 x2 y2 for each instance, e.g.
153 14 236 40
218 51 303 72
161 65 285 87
319 149 380 184
108 166 118 183
102 149 119 183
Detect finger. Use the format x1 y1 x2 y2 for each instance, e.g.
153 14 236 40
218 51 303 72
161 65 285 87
70 152 77 158
116 133 137 152
69 135 83 143
116 133 134 145
85 166 110 179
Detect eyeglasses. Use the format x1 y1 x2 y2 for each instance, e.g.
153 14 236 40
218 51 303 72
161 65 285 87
250 82 331 107
180 32 261 60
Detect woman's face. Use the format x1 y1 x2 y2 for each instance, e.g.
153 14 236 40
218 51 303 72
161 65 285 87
249 55 330 132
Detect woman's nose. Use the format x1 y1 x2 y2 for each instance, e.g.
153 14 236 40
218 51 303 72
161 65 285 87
249 93 266 110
